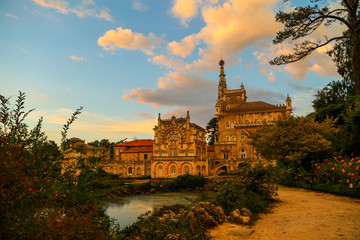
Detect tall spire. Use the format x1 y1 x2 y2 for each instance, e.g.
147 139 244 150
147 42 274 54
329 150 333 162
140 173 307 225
218 59 227 99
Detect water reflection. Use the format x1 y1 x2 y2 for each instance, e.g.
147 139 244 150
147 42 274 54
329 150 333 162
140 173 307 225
105 191 215 229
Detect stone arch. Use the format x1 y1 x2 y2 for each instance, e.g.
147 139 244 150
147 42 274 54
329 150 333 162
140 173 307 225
168 163 178 176
154 163 165 178
215 166 227 175
196 165 201 175
180 162 192 175
202 165 206 175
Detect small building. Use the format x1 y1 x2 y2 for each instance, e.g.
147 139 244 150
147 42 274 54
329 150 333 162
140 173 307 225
151 112 208 178
112 139 153 177
62 137 109 175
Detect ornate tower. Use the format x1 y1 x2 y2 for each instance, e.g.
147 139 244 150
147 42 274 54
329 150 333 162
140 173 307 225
215 59 227 119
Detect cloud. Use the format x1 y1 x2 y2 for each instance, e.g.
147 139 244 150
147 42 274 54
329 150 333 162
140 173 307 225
133 1 149 12
138 113 154 119
171 0 202 26
28 108 157 143
168 34 199 58
33 0 69 14
98 27 163 51
70 55 86 61
291 89 318 116
4 12 19 20
33 0 113 21
151 55 187 71
246 87 286 105
122 71 217 107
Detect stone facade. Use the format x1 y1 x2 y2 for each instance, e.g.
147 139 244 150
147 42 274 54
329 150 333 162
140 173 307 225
111 139 153 177
212 59 292 174
151 112 208 178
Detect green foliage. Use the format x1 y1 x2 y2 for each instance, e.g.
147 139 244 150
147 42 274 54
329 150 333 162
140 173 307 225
115 205 210 240
87 138 127 159
165 173 207 190
270 0 360 95
0 92 114 239
213 163 278 215
206 117 218 146
248 115 336 167
278 154 360 197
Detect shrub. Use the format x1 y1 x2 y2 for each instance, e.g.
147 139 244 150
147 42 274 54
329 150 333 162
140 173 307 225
213 163 278 215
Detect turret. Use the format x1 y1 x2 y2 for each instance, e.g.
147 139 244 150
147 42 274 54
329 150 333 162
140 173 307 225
286 94 292 115
218 59 227 99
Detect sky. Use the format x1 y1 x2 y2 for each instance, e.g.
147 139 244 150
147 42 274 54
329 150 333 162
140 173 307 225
1 0 345 144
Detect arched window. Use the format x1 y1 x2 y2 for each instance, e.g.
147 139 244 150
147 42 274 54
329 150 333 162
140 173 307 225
232 136 236 141
226 98 230 103
226 122 230 128
237 96 240 102
185 151 188 156
137 167 141 175
240 134 245 141
120 167 123 173
115 149 119 155
171 166 176 174
159 151 162 156
174 149 178 156
226 136 230 141
202 166 206 174
184 166 190 174
128 167 133 174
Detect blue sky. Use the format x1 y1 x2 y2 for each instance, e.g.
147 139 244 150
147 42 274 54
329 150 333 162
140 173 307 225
1 0 344 143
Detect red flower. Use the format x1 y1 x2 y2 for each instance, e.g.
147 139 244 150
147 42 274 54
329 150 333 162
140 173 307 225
351 153 354 157
326 159 329 162
339 156 342 159
68 225 71 230
314 170 317 173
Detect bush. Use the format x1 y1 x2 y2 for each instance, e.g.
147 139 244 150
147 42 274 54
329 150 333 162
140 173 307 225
165 173 207 190
213 163 278 215
0 92 114 239
279 154 360 197
115 204 210 240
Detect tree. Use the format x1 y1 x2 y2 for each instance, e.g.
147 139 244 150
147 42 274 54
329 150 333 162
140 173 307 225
88 138 126 159
205 117 218 146
270 0 360 95
248 115 336 169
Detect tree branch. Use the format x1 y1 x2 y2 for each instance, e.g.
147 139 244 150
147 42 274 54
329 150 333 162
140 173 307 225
270 36 347 65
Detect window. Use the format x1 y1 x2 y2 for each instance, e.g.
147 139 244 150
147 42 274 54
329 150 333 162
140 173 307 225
171 166 176 174
170 149 173 156
226 98 230 103
226 122 230 128
120 167 123 173
226 136 230 141
184 166 190 173
240 134 245 141
137 167 141 175
174 149 178 156
237 96 240 102
185 151 188 156
116 149 119 155
223 153 229 159
241 148 246 159
144 154 148 160
232 136 236 141
231 121 234 128
226 106 230 110
263 118 267 123
159 151 162 156
128 167 133 174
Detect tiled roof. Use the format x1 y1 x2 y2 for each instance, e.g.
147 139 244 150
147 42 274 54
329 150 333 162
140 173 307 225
122 147 153 153
115 139 153 147
228 101 286 113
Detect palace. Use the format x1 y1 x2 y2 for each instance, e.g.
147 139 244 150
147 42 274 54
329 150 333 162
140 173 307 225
67 60 292 178
211 59 292 174
151 112 208 178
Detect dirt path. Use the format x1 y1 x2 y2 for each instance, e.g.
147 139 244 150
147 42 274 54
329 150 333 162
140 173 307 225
210 186 360 240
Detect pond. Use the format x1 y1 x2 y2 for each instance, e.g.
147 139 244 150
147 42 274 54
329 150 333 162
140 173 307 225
105 191 216 229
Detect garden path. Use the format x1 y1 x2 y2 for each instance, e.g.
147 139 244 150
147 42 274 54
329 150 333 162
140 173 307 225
210 186 360 240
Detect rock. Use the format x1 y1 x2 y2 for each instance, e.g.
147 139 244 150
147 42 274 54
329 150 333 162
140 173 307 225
196 202 228 224
242 216 251 224
162 210 175 219
187 210 199 231
240 208 252 218
226 228 255 237
229 209 243 224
